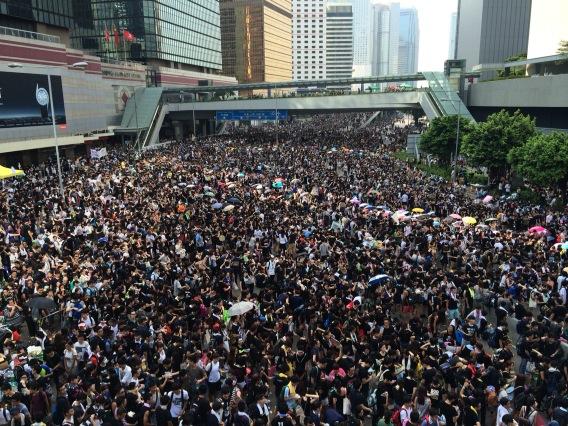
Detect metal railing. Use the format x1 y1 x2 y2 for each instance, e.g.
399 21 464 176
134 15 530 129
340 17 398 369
0 25 60 44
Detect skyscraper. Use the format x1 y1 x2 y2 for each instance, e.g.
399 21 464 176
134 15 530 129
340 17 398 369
449 12 457 60
220 0 292 83
72 0 223 73
455 0 532 71
325 3 353 81
350 0 372 77
398 8 419 75
292 0 326 81
370 2 399 77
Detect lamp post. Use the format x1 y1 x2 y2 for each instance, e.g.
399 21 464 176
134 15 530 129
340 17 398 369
8 61 88 201
439 95 462 184
274 84 279 144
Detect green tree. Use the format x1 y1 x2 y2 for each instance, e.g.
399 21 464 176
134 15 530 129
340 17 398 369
508 131 568 197
419 115 473 166
558 40 568 55
462 109 535 182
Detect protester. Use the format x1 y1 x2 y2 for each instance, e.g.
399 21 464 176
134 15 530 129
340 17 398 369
0 112 565 426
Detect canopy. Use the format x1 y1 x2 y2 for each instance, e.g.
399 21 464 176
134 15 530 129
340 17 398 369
0 165 24 180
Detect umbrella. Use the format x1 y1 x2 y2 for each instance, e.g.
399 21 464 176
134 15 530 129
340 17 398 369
272 181 283 189
203 185 212 191
368 274 391 286
528 226 547 234
26 296 57 320
485 218 498 222
274 177 285 182
204 191 215 197
411 207 424 213
562 242 568 250
255 184 263 190
223 204 235 212
237 172 245 177
212 202 223 210
350 197 360 205
227 301 255 317
462 216 477 225
476 224 489 230
227 183 236 189
227 196 242 205
482 195 493 204
450 213 462 220
359 203 369 208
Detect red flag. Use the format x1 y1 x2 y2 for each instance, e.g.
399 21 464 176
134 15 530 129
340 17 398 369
104 28 110 43
113 27 120 48
123 29 135 42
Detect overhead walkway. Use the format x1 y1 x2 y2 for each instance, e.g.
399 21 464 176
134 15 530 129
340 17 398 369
118 73 475 149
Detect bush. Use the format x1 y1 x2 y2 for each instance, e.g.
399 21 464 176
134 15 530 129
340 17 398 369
517 188 545 205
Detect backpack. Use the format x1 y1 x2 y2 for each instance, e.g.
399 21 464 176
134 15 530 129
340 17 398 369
391 408 408 426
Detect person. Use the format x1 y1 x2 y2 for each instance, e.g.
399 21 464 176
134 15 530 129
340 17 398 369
155 395 174 426
271 405 294 426
167 381 189 423
497 398 512 426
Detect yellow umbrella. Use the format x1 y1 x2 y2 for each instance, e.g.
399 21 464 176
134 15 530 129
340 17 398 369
412 208 424 213
462 216 477 225
0 165 24 180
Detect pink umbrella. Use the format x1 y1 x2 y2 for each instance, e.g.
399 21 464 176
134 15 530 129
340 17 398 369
450 213 462 220
350 197 361 204
482 195 493 204
528 226 547 234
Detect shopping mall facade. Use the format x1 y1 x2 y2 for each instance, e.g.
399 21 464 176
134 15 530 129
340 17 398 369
0 0 236 165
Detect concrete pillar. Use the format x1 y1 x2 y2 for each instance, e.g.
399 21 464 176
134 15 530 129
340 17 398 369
201 120 207 136
172 121 184 141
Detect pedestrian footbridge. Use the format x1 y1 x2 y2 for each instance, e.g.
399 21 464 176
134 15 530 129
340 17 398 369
115 72 474 149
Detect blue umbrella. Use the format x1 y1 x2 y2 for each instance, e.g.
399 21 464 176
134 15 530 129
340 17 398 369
368 274 391 286
227 196 242 205
212 202 223 210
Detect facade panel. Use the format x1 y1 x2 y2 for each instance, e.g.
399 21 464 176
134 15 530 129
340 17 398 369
71 0 223 72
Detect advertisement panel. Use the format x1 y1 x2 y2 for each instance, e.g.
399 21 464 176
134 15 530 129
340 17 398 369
0 71 66 128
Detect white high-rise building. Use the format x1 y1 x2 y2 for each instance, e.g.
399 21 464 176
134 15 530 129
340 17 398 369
398 7 419 75
326 3 354 81
351 0 372 78
370 2 400 76
449 12 457 60
292 0 327 81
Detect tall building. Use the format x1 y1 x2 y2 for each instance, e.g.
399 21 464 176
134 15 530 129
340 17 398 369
455 0 532 71
527 0 568 59
292 0 326 81
325 3 353 81
449 12 457 60
220 0 292 84
351 0 372 77
0 0 73 43
71 0 223 73
398 8 419 75
370 3 399 77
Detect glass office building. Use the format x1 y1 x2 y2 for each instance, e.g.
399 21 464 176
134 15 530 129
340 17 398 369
0 0 73 31
71 0 223 72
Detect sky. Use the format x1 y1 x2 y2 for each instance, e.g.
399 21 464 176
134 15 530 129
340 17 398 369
397 0 458 71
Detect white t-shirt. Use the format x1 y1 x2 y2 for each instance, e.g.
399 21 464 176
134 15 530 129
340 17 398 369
167 390 189 418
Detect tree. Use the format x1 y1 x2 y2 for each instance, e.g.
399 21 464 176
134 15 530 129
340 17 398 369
419 115 473 166
508 131 568 197
462 109 535 182
558 40 568 55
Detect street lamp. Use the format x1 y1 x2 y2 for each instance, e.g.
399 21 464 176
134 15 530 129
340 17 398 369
438 95 461 184
274 84 279 144
7 61 88 201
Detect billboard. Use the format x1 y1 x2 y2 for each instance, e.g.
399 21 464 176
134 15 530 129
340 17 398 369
216 110 288 121
0 71 66 128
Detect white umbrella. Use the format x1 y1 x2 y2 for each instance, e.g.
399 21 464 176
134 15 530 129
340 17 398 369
223 204 235 212
227 301 255 317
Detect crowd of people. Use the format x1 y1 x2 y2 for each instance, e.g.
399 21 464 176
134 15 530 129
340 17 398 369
0 112 566 426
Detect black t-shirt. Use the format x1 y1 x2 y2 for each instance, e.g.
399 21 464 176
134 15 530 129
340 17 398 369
440 401 458 426
463 405 479 426
155 406 172 426
271 415 295 426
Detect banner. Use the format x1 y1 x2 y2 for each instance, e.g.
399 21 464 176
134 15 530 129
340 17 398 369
90 147 108 159
0 71 66 128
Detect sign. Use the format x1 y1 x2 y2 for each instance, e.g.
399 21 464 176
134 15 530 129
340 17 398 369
90 147 108 159
0 71 66 128
216 110 288 121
